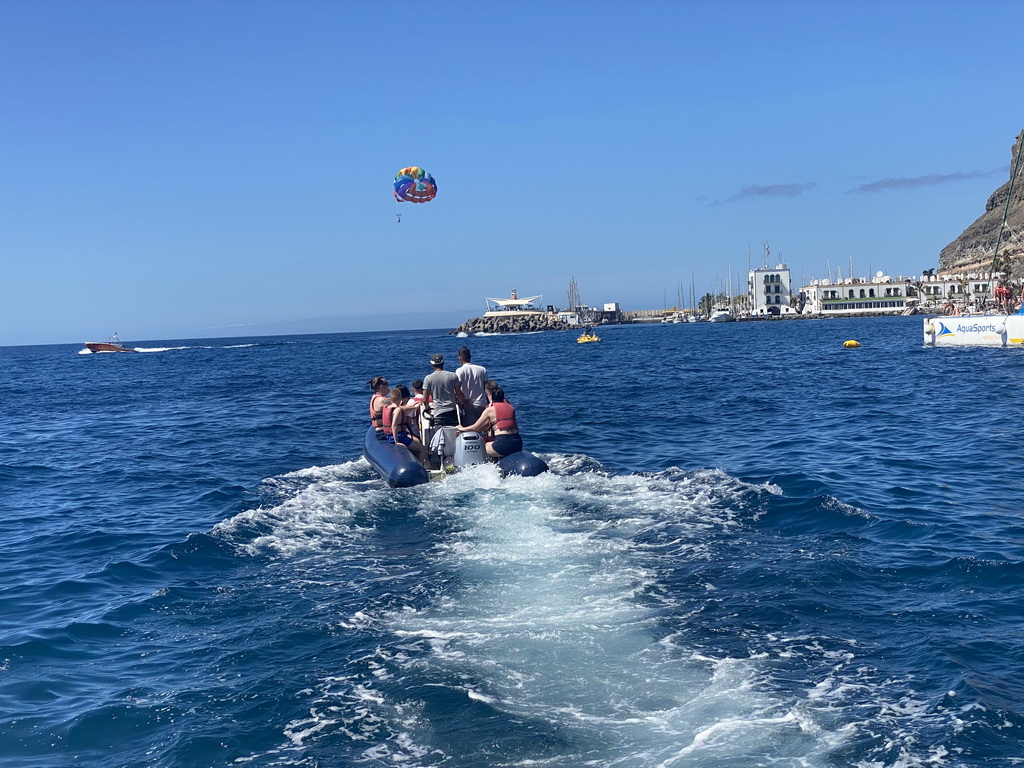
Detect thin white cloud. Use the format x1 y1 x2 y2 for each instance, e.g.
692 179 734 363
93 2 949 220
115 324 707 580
852 168 1003 193
715 183 817 205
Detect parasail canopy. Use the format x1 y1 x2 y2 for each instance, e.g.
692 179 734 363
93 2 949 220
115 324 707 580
393 166 437 203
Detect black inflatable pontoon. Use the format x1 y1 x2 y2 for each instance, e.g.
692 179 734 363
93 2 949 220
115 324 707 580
362 426 548 488
363 427 430 487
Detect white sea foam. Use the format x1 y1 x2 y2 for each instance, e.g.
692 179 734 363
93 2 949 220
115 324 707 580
229 458 955 767
342 467 834 765
213 459 379 557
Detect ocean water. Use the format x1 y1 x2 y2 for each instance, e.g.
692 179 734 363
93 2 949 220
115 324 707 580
2 317 1023 767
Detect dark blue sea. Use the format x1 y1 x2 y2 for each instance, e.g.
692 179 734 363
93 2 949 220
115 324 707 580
3 317 1023 767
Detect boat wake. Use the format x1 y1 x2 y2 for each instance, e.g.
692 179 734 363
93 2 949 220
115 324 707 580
79 344 260 354
209 457 995 767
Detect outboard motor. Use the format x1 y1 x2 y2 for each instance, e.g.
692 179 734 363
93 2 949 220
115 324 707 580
453 431 486 468
428 426 484 470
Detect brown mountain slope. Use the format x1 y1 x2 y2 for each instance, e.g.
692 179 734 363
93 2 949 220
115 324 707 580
938 130 1024 276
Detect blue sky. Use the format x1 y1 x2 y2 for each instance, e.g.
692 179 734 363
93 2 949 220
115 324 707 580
2 0 1021 346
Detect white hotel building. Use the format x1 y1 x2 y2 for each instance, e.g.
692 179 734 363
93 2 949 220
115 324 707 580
799 272 1001 315
748 264 799 316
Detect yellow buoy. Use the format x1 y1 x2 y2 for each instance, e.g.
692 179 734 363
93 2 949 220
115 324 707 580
843 340 861 348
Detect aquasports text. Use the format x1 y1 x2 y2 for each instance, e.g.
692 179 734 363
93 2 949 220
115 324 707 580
955 322 1000 334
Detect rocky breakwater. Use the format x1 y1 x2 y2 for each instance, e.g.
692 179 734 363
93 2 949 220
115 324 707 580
452 314 570 334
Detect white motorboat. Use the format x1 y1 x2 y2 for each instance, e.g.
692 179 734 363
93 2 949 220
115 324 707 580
709 306 735 322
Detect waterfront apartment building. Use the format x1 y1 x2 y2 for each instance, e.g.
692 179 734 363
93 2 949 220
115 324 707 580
915 274 999 309
799 272 1001 315
748 264 798 316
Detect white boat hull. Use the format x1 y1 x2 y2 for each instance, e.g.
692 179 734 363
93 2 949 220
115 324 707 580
923 314 1024 347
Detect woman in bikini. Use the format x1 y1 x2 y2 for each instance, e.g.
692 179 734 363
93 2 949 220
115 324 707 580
382 387 428 464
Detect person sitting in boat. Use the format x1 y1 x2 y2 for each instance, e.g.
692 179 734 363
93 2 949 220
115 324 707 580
410 379 426 406
484 379 510 404
456 387 523 459
400 384 423 439
368 376 390 438
479 380 512 442
382 388 428 464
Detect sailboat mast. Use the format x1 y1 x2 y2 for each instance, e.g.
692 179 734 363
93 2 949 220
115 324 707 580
567 276 582 310
990 129 1024 276
727 262 733 313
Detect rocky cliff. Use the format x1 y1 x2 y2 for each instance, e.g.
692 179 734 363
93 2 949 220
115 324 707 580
938 130 1024 276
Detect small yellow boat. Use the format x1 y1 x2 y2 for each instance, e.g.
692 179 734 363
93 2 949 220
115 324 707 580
577 332 601 344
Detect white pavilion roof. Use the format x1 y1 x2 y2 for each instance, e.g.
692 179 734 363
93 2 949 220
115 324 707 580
485 295 542 307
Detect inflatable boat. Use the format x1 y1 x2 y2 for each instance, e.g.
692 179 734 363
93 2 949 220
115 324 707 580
363 425 548 488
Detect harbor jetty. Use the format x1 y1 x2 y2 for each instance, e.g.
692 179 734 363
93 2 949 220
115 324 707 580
452 288 570 334
452 314 570 335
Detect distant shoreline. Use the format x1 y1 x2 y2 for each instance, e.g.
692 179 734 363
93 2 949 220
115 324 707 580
5 312 933 349
450 310 929 335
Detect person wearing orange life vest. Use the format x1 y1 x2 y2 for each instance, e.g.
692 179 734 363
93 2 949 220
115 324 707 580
456 387 523 458
382 388 428 464
477 380 510 443
367 377 390 438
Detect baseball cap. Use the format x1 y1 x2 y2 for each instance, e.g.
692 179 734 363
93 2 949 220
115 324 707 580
430 353 444 365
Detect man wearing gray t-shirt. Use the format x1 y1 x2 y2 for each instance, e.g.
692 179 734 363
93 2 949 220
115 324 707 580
423 353 464 427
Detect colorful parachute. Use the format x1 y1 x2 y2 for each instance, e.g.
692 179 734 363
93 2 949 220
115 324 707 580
393 166 437 203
